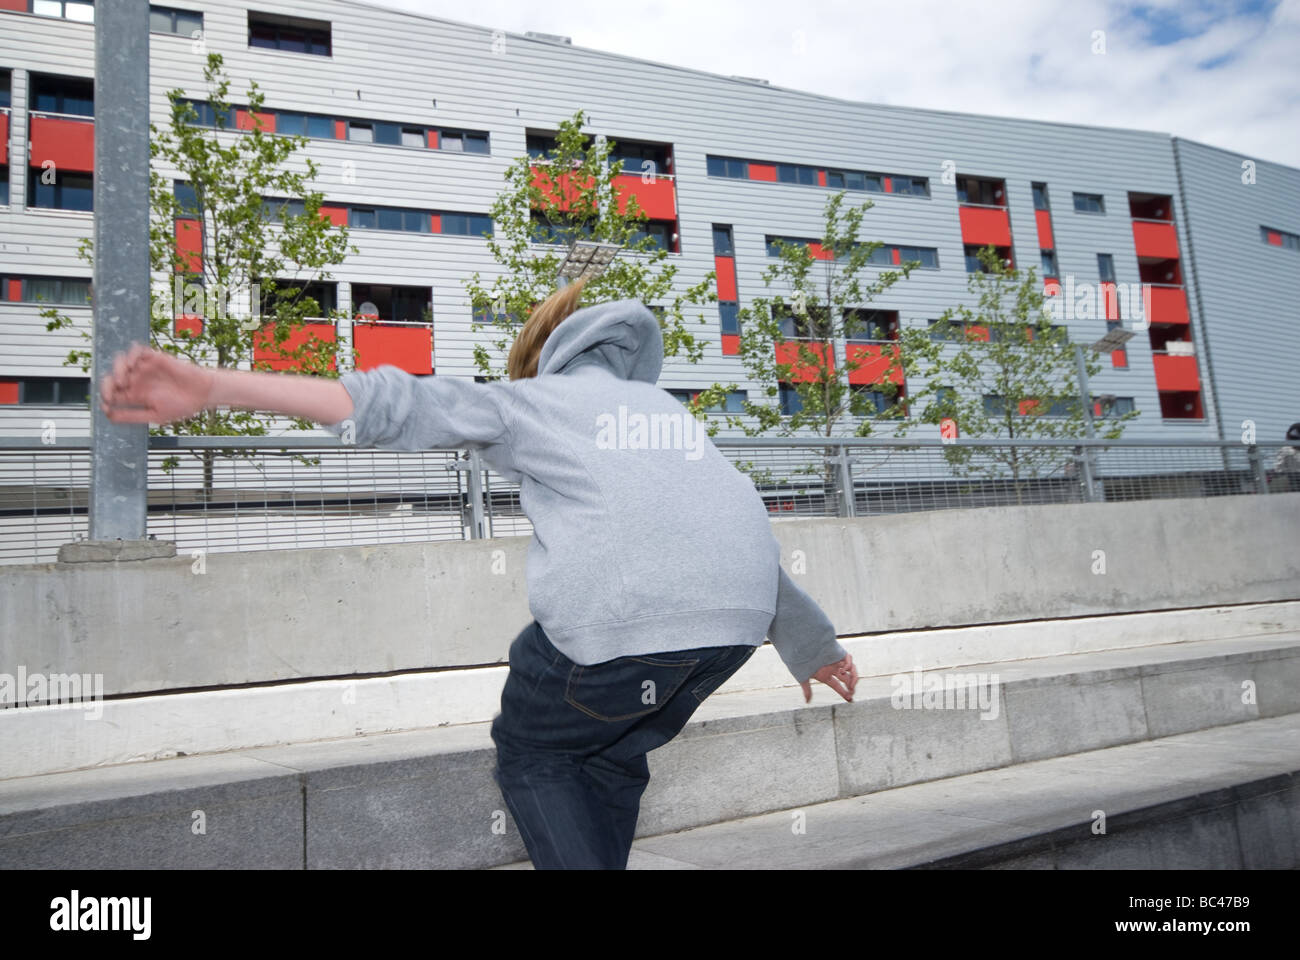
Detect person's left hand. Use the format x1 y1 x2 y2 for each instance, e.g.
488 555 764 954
800 653 858 703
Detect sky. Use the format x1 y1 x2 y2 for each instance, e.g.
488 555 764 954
362 0 1299 166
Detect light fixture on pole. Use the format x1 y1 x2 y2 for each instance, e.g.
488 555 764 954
557 240 622 287
1076 328 1135 436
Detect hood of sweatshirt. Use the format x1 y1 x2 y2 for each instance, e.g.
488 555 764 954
535 298 664 383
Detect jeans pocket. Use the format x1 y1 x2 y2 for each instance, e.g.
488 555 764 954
564 654 700 723
689 645 756 704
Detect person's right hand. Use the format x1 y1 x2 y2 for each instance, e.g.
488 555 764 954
100 344 216 424
800 653 858 703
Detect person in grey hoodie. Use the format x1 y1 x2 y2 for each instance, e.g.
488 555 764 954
98 277 858 870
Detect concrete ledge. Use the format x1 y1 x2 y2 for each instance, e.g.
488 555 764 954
2 635 1297 869
3 496 1296 696
620 715 1300 870
3 602 1296 780
56 539 177 563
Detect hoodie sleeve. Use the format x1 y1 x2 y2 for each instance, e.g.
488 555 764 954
320 365 516 461
767 566 849 685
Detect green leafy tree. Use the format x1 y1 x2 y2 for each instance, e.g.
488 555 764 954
908 245 1139 503
693 190 936 512
43 52 356 495
465 109 715 378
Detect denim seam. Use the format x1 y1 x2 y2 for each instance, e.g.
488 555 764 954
563 658 700 723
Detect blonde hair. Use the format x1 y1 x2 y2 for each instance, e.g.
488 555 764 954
507 276 589 380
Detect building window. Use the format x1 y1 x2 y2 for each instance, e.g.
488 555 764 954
28 168 92 211
719 301 740 336
275 111 335 139
248 10 332 56
1032 182 1050 210
1261 226 1300 251
260 280 337 316
776 163 818 186
608 139 670 173
890 176 931 197
0 166 8 206
526 133 558 160
778 383 803 415
1073 192 1105 214
439 212 493 238
956 176 1005 206
1097 253 1116 282
701 390 746 413
347 122 373 143
1040 250 1058 277
261 196 306 221
21 276 92 304
844 308 898 342
16 377 91 404
928 319 963 342
777 305 831 340
1094 395 1136 415
400 127 425 148
439 130 490 154
149 5 202 36
351 284 431 323
712 224 734 256
31 0 94 22
628 219 674 252
0 69 10 109
178 98 234 128
706 155 749 179
30 73 93 117
897 246 939 269
827 169 884 192
852 384 900 416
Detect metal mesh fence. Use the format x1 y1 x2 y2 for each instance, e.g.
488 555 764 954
0 437 1292 565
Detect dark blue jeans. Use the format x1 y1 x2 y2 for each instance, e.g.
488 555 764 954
490 619 756 869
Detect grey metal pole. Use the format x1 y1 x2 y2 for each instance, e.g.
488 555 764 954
89 0 151 541
1074 345 1100 502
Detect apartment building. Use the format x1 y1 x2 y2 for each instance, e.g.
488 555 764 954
1 0 1297 442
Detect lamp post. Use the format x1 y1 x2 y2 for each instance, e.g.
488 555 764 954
557 240 622 288
1074 327 1136 501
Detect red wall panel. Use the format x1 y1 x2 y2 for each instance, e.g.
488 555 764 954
253 322 337 371
174 218 202 273
1133 220 1180 260
613 173 677 220
0 380 18 404
748 163 776 182
774 341 831 382
846 344 903 385
1153 354 1200 392
318 205 348 227
959 206 1013 247
28 115 94 173
0 111 8 164
426 129 439 149
1149 285 1190 326
721 334 740 356
714 256 737 301
235 109 275 132
1035 209 1054 249
353 324 433 374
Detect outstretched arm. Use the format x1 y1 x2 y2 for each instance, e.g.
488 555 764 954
100 344 354 425
767 565 857 703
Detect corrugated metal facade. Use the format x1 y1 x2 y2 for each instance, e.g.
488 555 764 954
0 0 1295 440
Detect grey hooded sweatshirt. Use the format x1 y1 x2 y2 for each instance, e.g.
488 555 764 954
322 298 846 684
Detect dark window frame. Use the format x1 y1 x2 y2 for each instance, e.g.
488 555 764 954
1073 192 1106 214
247 10 332 57
149 5 203 37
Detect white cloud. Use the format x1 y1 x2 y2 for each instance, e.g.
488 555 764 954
361 0 1297 164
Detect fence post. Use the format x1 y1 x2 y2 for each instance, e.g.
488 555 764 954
466 449 487 538
1246 444 1269 495
836 446 856 518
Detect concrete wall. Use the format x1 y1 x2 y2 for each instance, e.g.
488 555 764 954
2 493 1297 698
